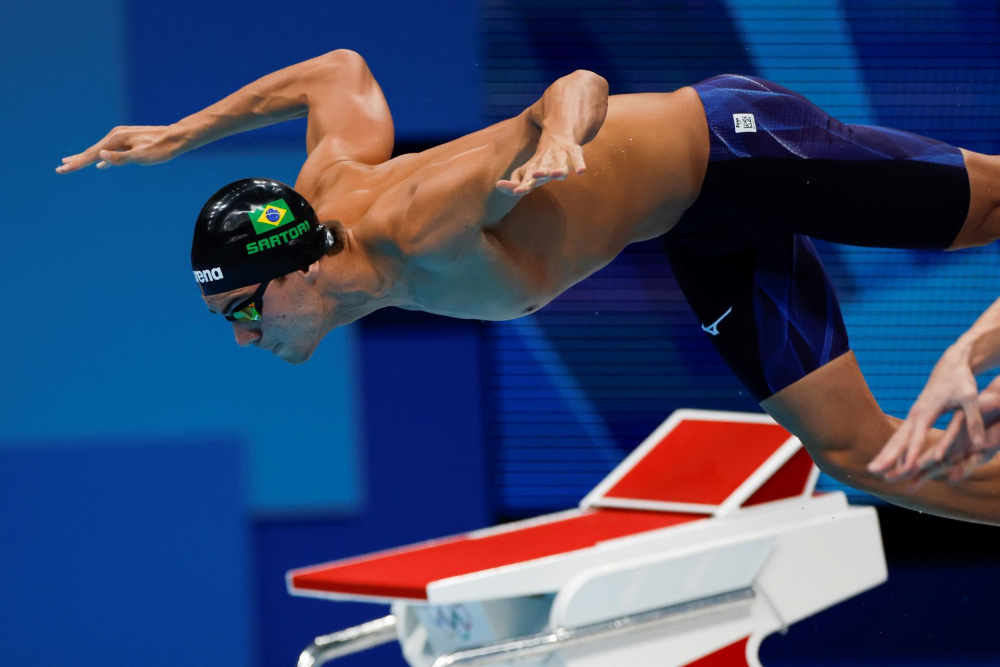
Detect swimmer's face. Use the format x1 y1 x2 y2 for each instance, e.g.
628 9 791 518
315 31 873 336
203 271 327 365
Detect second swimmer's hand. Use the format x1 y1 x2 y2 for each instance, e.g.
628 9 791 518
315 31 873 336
868 344 987 483
496 133 586 196
56 124 188 174
909 375 1000 487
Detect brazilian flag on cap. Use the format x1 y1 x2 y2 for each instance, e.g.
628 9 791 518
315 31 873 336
248 199 296 235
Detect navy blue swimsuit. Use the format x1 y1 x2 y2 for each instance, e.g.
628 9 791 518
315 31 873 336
664 74 971 401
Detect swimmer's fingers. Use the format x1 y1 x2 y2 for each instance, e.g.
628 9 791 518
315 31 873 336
908 451 955 490
499 160 546 196
872 382 969 479
57 147 113 173
94 149 138 169
960 394 987 455
947 398 1000 482
948 450 996 483
570 144 587 175
57 147 101 173
530 144 586 181
911 393 1000 488
886 410 960 482
906 381 1000 489
497 165 532 196
915 448 991 488
56 154 87 173
495 179 518 195
898 393 983 480
913 352 984 478
870 416 928 478
948 453 985 483
63 151 127 171
907 411 968 488
507 173 540 196
57 125 179 173
57 127 135 173
908 449 990 490
941 396 989 470
976 376 1000 425
498 138 586 196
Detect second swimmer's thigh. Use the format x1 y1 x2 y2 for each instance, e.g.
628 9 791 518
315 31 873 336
664 232 851 402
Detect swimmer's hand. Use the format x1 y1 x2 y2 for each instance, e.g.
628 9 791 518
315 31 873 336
908 376 1000 488
496 133 586 196
56 125 187 173
868 344 990 485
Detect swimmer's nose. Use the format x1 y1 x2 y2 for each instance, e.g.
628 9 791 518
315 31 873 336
232 324 262 348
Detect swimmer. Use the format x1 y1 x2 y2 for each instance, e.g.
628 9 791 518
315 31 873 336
58 51 1000 524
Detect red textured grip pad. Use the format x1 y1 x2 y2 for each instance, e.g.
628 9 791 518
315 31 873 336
291 509 702 600
604 420 792 506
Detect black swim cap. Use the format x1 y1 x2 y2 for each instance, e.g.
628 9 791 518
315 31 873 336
191 178 335 296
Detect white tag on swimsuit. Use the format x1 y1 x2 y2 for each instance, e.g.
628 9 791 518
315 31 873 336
733 113 757 133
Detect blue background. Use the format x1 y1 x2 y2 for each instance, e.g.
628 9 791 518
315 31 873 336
3 1 999 665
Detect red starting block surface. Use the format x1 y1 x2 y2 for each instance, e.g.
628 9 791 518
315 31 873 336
289 410 815 603
290 508 699 600
582 411 804 514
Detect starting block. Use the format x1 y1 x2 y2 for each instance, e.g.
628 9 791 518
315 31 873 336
287 409 887 666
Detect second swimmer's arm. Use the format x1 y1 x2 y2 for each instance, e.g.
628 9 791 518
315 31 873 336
956 296 1000 374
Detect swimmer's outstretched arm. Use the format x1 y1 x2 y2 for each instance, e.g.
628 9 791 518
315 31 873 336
57 49 393 173
870 296 1000 484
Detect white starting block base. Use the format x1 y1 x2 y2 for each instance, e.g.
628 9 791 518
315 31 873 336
392 494 883 667
289 411 887 667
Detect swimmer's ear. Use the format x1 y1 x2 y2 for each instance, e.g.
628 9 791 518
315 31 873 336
302 258 323 283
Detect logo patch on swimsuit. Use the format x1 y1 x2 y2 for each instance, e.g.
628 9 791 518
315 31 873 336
701 306 733 336
733 113 757 133
248 199 296 235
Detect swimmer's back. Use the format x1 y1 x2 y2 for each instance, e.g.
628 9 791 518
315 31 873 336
309 88 708 260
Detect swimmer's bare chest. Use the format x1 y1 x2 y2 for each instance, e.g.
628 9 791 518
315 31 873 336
302 89 709 321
